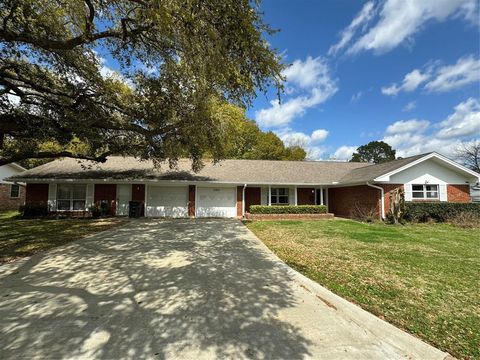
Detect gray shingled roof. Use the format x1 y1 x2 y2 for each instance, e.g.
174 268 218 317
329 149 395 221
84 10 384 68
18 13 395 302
9 153 433 185
9 157 370 184
338 153 431 184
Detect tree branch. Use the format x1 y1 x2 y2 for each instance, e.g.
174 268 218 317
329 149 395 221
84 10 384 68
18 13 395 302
0 150 114 167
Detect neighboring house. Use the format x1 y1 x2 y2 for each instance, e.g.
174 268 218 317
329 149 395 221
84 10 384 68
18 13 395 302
8 152 480 219
0 163 26 211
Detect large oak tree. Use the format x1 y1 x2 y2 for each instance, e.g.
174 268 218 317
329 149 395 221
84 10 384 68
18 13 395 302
0 0 284 170
350 141 396 164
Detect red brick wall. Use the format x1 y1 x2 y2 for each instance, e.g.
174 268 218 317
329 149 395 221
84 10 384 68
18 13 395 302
297 188 315 205
236 186 243 218
328 185 381 219
188 185 196 217
380 184 404 215
25 183 49 205
0 184 26 210
447 184 471 202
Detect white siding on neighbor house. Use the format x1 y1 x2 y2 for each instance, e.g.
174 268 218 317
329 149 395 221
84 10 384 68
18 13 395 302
0 164 22 183
389 159 473 185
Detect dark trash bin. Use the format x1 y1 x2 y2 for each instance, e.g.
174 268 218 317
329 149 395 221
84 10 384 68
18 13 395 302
129 201 142 218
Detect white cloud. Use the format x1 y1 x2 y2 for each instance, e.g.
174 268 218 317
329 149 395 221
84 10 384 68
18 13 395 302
402 101 417 112
333 0 477 55
386 119 430 134
332 145 358 160
350 91 363 102
382 98 480 157
255 56 337 128
311 129 329 143
382 55 480 96
425 55 480 92
381 69 430 95
328 1 376 56
436 97 480 139
277 128 329 160
335 98 480 159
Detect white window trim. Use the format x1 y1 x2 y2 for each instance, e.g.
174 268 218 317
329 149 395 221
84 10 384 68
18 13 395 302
56 184 88 212
270 187 289 205
10 184 20 198
411 184 439 200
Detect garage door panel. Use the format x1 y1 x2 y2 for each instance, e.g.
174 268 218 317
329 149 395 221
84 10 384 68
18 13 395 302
196 187 236 218
146 186 188 217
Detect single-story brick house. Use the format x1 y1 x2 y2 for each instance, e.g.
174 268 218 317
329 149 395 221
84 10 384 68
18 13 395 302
8 152 480 219
0 163 26 211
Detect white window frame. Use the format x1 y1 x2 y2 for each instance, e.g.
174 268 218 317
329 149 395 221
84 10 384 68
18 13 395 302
412 184 439 200
270 187 289 205
56 184 87 211
10 184 20 198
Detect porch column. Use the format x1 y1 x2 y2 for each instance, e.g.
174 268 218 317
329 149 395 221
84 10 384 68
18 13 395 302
320 186 324 205
268 185 271 206
294 186 297 205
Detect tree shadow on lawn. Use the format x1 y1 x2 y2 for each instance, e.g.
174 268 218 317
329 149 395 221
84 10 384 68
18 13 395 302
0 219 311 359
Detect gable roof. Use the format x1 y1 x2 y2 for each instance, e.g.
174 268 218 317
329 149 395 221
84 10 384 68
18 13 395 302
9 157 371 185
9 152 479 185
337 153 431 184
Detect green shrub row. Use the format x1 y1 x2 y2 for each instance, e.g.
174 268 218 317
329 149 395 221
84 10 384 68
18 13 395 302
404 202 480 222
249 205 327 214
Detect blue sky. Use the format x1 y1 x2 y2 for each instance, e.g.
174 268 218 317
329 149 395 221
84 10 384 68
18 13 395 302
246 0 480 160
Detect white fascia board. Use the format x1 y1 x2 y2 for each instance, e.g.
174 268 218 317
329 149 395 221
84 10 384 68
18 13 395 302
7 163 27 172
12 178 336 186
374 152 480 182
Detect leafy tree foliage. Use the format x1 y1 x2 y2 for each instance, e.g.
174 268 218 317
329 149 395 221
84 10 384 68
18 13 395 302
212 101 306 161
0 0 284 170
350 141 396 163
456 141 480 173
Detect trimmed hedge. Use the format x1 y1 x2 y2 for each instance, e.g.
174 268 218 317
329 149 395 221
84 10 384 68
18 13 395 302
404 202 480 222
249 205 327 214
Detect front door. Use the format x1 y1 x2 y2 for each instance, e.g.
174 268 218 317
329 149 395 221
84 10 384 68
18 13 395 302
245 187 261 213
117 184 131 216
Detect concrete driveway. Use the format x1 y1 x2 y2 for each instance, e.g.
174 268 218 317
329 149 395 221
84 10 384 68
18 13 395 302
0 219 447 360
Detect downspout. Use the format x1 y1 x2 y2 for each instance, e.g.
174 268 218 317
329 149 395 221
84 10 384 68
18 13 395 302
366 182 385 220
242 184 247 218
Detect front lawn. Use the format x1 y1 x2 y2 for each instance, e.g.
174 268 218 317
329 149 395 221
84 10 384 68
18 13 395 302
0 211 127 263
247 219 480 359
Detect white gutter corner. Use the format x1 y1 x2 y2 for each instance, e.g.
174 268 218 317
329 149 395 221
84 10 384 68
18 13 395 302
366 182 385 220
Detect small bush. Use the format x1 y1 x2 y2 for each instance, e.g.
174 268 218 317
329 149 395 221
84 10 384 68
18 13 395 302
404 202 480 222
350 203 378 222
449 212 480 228
20 203 49 218
249 205 327 214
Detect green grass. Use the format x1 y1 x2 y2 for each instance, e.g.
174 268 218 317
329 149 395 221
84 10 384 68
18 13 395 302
0 211 127 263
247 219 480 359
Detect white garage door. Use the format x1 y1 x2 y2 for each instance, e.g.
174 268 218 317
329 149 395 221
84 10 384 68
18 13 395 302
146 186 188 217
196 187 236 218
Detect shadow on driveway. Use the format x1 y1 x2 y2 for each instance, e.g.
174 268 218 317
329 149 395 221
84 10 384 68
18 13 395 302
0 219 311 359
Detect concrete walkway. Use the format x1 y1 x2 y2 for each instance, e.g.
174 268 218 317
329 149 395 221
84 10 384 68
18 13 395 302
0 219 448 359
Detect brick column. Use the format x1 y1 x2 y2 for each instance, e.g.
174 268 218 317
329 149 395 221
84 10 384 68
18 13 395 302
236 186 243 218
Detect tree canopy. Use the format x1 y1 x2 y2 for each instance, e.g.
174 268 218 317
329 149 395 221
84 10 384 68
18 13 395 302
202 101 306 161
0 0 284 170
350 141 396 164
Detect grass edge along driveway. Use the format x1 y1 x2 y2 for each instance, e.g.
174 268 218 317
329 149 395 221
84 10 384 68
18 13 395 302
246 219 479 360
0 211 127 263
